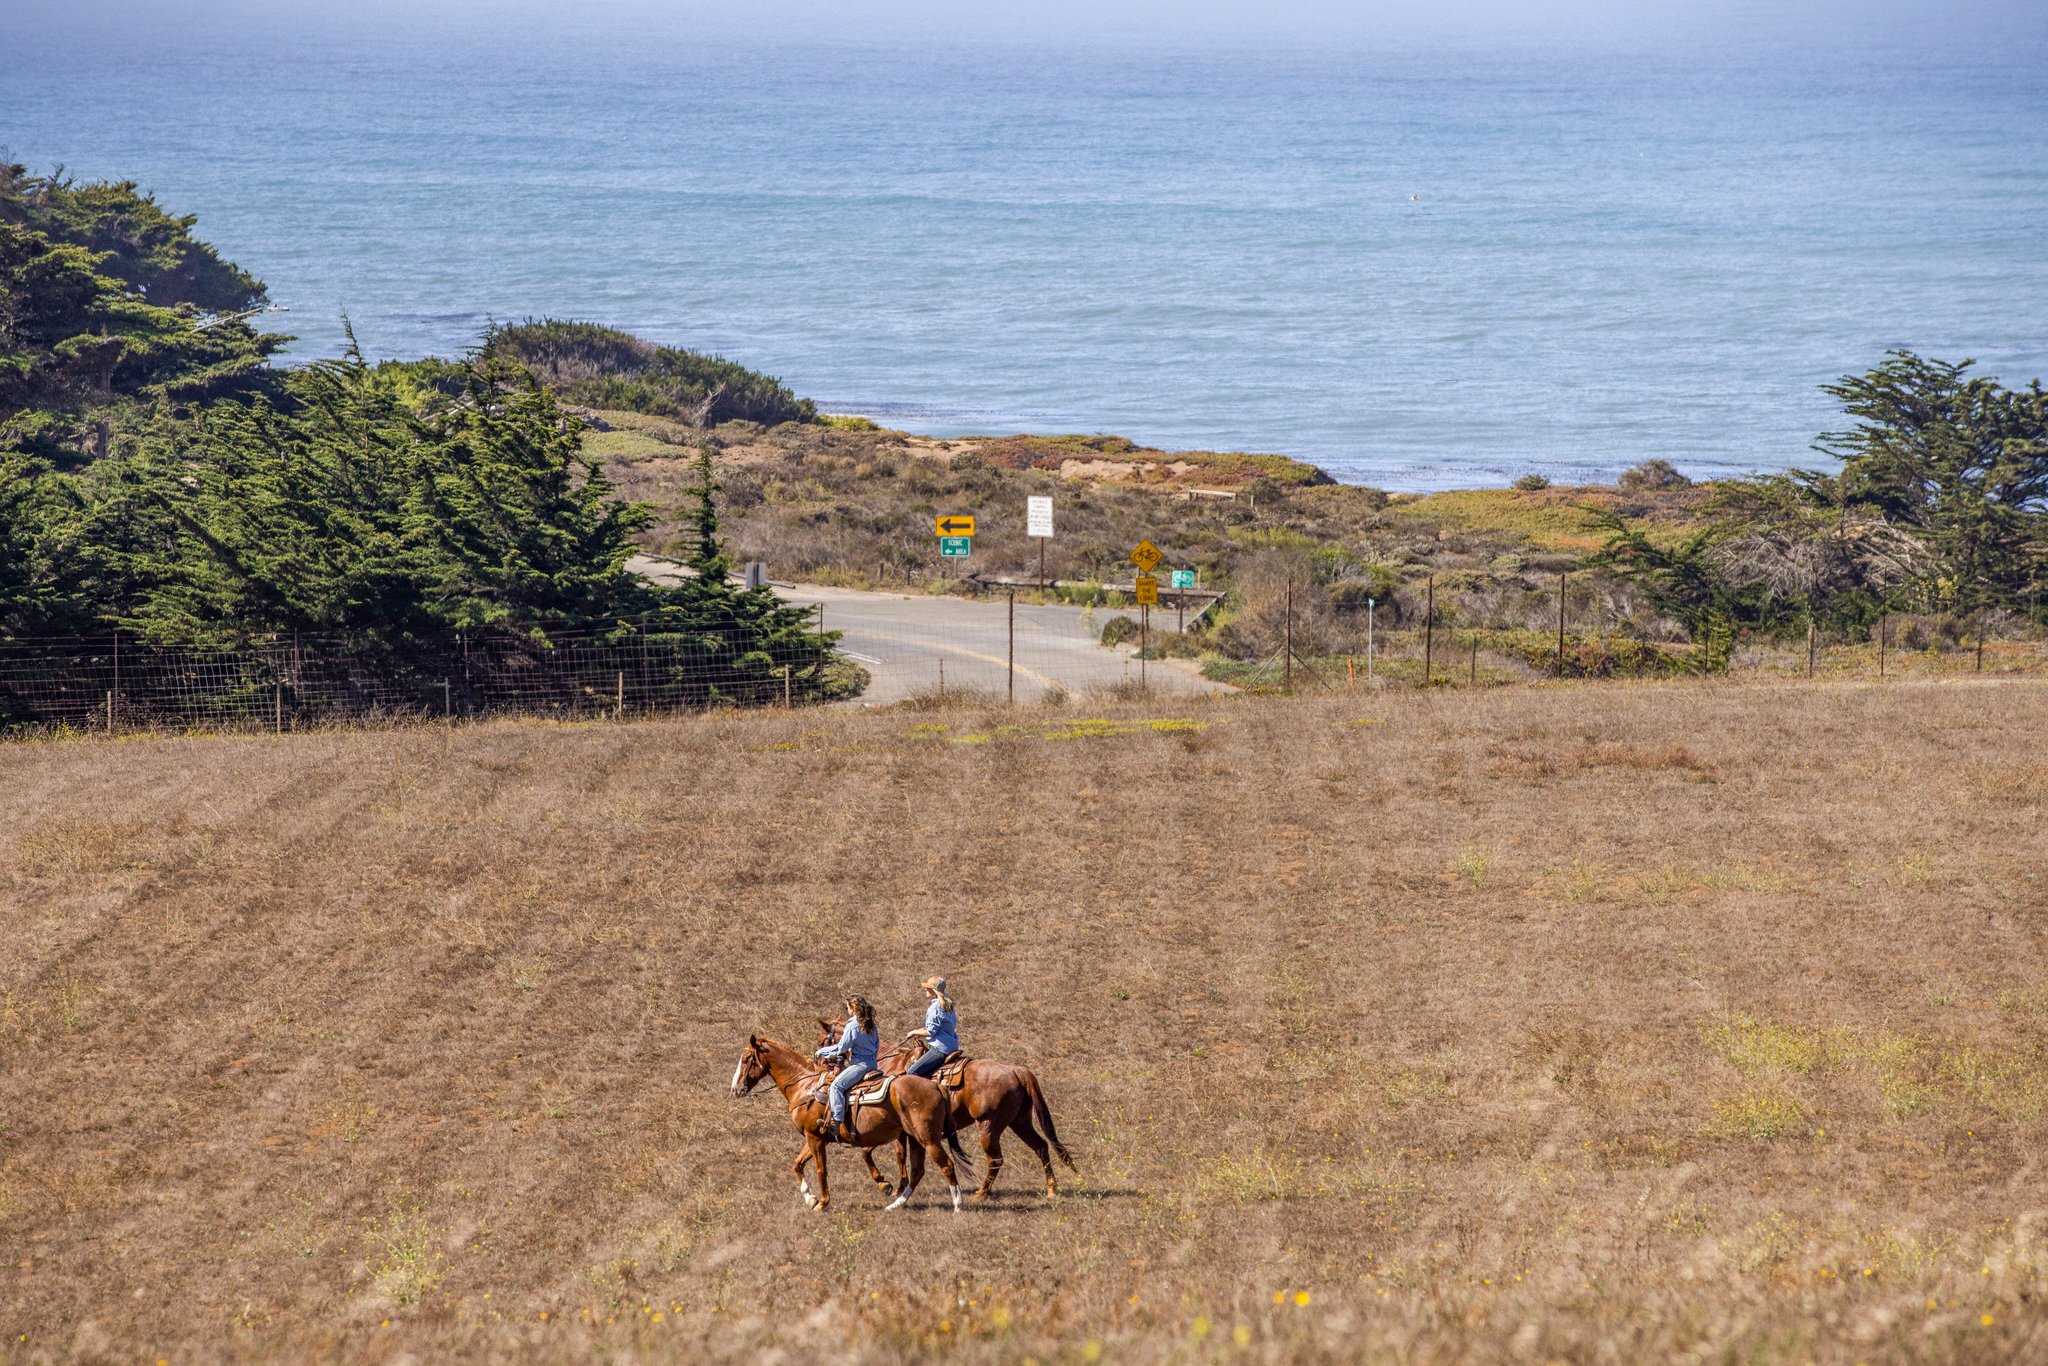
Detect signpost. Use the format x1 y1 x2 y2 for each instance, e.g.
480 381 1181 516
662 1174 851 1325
939 536 972 559
935 515 976 537
1027 496 1053 585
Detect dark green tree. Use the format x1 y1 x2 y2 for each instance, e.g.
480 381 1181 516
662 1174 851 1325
1817 351 2048 614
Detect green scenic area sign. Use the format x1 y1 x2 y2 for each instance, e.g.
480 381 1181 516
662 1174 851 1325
940 536 973 558
1170 569 1195 589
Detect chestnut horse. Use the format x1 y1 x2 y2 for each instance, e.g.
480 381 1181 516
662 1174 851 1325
819 1016 1074 1199
729 1034 968 1212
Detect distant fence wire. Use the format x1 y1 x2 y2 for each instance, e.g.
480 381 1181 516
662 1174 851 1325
0 625 845 735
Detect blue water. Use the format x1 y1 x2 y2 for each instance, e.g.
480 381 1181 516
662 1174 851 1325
4 7 2046 488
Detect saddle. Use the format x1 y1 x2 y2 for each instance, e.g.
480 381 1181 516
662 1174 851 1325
934 1053 971 1091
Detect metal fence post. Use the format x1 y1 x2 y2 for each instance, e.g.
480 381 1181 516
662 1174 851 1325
1283 581 1294 694
1007 588 1016 704
1556 572 1566 676
1424 578 1435 684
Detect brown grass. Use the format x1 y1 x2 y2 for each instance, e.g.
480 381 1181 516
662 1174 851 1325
4 677 2048 1361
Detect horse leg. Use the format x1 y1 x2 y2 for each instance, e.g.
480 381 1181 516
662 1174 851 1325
974 1117 1004 1201
886 1130 925 1211
812 1139 832 1211
1008 1108 1058 1196
794 1136 819 1208
860 1146 892 1193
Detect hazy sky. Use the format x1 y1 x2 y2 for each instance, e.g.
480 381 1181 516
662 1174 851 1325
10 0 2047 54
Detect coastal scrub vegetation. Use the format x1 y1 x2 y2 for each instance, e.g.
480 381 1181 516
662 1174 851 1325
483 318 816 428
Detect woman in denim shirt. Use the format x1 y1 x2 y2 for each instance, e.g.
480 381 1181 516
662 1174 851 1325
813 993 880 1141
904 976 959 1079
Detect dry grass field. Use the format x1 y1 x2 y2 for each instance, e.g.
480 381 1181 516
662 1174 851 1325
5 677 2048 1362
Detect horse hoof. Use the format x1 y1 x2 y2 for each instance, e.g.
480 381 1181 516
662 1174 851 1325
885 1195 908 1211
950 1185 962 1212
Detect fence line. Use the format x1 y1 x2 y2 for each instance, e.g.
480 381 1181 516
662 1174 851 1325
0 625 843 734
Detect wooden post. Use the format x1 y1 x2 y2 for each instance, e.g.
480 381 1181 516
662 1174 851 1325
938 658 945 699
1348 655 1355 691
1807 619 1816 678
1556 572 1567 676
442 679 452 719
1367 599 1375 680
1141 602 1149 690
1878 610 1888 678
1283 581 1294 694
110 630 120 724
1007 588 1016 704
1977 624 1985 673
1037 539 1046 591
275 682 283 734
1424 578 1435 684
105 690 113 734
781 665 790 710
1470 635 1478 686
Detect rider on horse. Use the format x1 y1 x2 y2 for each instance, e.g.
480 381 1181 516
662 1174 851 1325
904 976 959 1080
814 993 880 1142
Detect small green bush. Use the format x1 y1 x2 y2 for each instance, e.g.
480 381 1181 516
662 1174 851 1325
1513 473 1552 491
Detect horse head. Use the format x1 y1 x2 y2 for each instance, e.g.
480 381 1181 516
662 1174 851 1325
731 1035 771 1097
815 1015 842 1048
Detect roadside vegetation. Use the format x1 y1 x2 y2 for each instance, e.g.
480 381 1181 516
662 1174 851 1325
5 677 2046 1361
1 167 829 723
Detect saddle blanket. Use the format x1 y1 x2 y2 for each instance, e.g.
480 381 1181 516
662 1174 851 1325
803 1073 893 1109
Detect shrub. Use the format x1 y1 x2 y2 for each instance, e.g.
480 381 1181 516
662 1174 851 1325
1618 458 1691 492
1512 473 1551 491
1099 615 1140 647
485 320 815 427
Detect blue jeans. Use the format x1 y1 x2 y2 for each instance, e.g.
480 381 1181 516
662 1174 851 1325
906 1045 947 1079
829 1064 871 1123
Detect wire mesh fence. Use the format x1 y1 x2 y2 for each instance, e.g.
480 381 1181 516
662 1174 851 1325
0 625 848 735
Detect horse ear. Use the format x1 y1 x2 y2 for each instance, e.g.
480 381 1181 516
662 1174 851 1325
748 1033 759 1049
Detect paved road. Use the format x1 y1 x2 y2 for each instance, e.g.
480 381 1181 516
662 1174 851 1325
782 585 1223 704
626 555 1222 704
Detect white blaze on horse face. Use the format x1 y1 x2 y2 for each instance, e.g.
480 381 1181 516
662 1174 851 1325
731 1055 746 1095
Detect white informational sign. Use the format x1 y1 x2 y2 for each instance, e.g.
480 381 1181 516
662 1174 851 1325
1026 496 1054 539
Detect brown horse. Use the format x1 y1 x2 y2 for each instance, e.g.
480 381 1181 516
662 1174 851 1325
819 1016 1075 1199
729 1034 968 1212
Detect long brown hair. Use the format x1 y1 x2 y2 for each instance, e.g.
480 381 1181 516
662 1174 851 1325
846 994 876 1035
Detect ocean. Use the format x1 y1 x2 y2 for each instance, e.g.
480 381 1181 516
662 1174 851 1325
5 6 2046 488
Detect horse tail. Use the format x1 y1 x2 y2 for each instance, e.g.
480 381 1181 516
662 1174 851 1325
1020 1066 1074 1170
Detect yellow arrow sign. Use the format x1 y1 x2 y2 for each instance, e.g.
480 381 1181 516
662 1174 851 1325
935 515 976 537
1129 539 1163 572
